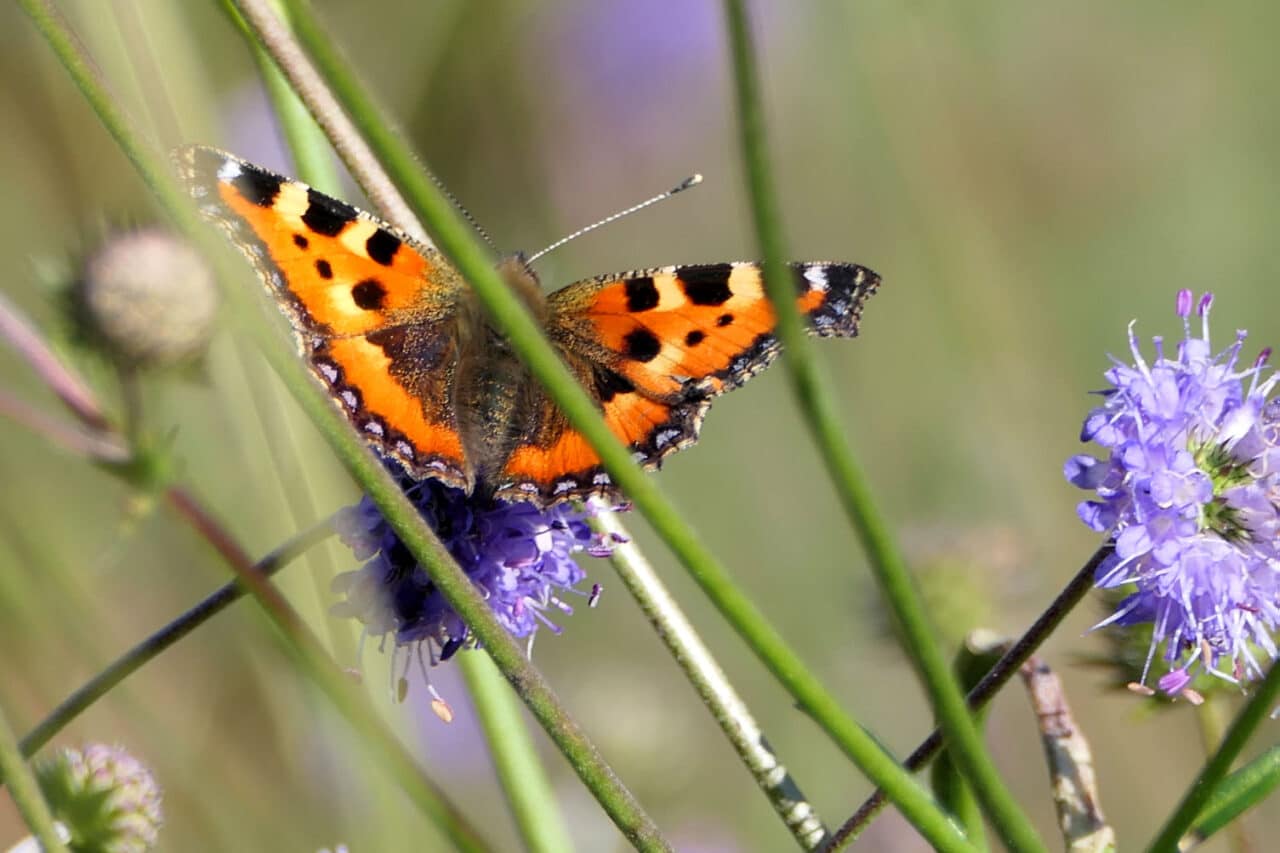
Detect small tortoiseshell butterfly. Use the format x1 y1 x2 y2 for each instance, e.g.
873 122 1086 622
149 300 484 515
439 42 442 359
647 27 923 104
177 146 880 507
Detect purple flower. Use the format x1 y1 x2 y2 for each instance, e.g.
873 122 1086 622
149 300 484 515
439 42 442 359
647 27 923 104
1068 290 1280 696
331 472 617 662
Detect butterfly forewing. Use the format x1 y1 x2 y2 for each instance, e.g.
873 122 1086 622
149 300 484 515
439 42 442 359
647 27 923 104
177 145 471 489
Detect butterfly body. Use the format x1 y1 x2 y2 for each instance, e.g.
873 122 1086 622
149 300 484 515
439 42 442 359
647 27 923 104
178 146 880 507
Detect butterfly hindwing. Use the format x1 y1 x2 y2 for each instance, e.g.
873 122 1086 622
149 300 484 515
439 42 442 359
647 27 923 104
491 353 707 503
176 145 471 488
492 261 880 503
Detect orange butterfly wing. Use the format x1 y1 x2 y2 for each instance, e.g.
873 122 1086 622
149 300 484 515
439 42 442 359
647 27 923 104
492 262 880 503
177 146 471 488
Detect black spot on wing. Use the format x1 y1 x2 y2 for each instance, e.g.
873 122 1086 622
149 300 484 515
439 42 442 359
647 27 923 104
366 229 401 266
352 278 387 311
293 234 309 249
685 330 706 346
593 368 635 403
301 187 357 237
623 328 662 362
231 168 281 207
717 313 734 327
679 263 733 306
315 259 333 279
624 276 659 312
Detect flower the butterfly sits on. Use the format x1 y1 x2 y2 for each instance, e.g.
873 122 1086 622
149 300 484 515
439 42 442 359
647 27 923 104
1067 290 1280 697
332 468 617 658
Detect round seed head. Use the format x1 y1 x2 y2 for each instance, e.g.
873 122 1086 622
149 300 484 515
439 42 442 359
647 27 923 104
78 229 217 367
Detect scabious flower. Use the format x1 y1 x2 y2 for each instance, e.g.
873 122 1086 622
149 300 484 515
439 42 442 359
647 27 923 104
331 471 617 667
33 744 162 853
1067 290 1280 696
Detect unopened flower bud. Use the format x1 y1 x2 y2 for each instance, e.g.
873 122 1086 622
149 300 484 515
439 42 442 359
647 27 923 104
36 743 162 852
76 229 217 367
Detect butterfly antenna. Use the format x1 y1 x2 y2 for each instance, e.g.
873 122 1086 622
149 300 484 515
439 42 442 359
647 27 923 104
429 171 498 251
525 174 703 266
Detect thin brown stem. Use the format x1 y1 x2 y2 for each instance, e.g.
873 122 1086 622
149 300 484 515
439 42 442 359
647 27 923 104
16 516 334 760
0 290 110 431
0 386 129 463
227 0 428 245
823 544 1112 851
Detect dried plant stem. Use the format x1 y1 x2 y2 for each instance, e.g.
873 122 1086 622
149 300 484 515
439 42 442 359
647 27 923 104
0 290 110 431
595 512 828 849
1019 657 1116 852
0 386 129 463
227 0 426 244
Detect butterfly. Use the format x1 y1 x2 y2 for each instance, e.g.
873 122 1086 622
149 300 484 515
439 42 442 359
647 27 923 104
177 146 880 507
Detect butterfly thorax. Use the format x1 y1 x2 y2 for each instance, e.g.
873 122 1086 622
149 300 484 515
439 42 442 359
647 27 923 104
454 257 550 494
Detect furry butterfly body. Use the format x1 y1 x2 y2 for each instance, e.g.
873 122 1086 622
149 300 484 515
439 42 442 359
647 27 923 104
178 146 880 506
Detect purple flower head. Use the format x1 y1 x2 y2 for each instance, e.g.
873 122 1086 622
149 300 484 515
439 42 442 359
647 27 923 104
332 470 619 663
1068 290 1280 696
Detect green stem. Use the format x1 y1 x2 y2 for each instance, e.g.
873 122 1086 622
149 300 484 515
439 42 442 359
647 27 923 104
1192 694 1251 853
828 544 1110 850
163 486 491 853
719 3 1041 851
225 0 427 243
258 6 564 843
1147 661 1280 853
932 633 1009 852
14 517 332 763
0 701 67 852
459 653 576 853
266 3 969 849
224 2 668 848
1185 745 1280 849
593 512 827 849
1194 699 1230 758
15 0 192 237
234 0 356 663
260 0 339 189
21 1 669 847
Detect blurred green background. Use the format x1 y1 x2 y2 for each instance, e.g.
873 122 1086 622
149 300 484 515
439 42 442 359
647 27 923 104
2 1 1278 850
